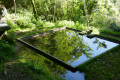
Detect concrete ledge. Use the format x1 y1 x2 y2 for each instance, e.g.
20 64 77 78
87 34 120 44
0 23 10 31
66 27 82 32
21 27 66 40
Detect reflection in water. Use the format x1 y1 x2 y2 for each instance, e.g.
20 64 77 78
16 30 118 80
24 30 93 66
93 38 107 49
61 71 85 80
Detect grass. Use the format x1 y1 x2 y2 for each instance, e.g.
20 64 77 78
0 60 64 80
80 45 120 80
100 29 120 36
0 40 15 62
0 39 64 80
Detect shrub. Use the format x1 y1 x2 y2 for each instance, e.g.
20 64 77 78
36 19 45 28
7 19 19 29
109 21 120 31
31 16 37 24
0 40 15 61
79 16 87 23
27 23 36 29
43 22 55 28
55 20 75 27
4 30 16 45
16 19 29 28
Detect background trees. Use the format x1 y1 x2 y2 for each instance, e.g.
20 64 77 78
1 0 120 29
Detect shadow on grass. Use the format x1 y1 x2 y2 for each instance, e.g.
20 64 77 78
0 61 64 80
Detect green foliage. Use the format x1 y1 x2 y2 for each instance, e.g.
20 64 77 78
33 0 98 21
55 20 75 27
2 0 14 8
5 0 120 31
0 40 15 62
89 0 120 31
15 0 32 10
7 19 19 29
100 29 120 36
90 12 108 28
16 19 31 28
35 18 45 28
109 21 120 31
4 30 16 45
44 22 55 28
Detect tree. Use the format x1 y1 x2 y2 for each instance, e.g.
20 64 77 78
84 0 89 27
31 0 38 20
14 0 16 16
53 0 56 22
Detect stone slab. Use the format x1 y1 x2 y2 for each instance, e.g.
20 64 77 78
0 22 10 31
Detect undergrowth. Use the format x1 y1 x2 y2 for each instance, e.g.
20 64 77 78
0 40 15 62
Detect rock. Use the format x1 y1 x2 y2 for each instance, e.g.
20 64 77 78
79 29 93 35
79 31 87 35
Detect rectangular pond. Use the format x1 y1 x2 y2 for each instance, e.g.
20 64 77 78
21 30 119 68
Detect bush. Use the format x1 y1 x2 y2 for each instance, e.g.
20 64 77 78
0 40 15 61
43 22 55 28
79 16 87 23
55 20 75 27
108 21 120 31
35 18 45 28
31 16 37 24
27 23 36 29
16 19 29 28
4 30 16 45
7 19 19 29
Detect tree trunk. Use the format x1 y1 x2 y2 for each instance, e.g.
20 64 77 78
53 0 55 22
84 0 89 27
67 0 69 20
14 0 16 16
31 0 38 20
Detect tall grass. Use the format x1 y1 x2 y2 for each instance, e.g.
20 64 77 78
0 40 15 62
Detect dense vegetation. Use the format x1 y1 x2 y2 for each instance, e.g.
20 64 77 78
0 0 120 80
